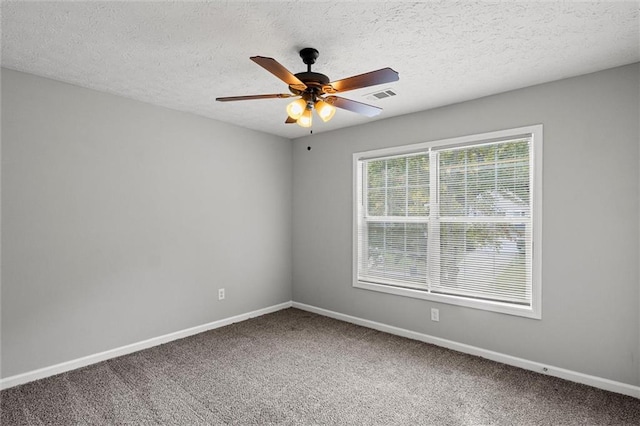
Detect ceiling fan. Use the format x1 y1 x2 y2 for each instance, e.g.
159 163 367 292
216 48 399 128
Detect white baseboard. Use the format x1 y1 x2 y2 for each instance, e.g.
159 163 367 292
292 301 640 399
3 300 638 399
0 301 293 390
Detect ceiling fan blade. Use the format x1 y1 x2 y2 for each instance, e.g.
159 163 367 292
216 94 295 102
328 68 399 93
285 116 297 124
325 96 382 117
250 56 307 90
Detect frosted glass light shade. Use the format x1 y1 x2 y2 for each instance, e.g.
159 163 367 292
315 99 336 122
286 98 307 120
297 108 313 128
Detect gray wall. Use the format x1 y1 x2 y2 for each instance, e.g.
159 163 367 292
2 64 639 388
292 63 640 386
1 69 293 378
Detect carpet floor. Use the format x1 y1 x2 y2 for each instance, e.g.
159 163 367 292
1 308 639 425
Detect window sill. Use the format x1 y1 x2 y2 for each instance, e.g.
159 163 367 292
354 280 541 319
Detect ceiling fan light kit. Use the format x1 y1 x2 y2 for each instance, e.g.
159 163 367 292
297 108 313 128
314 99 336 123
286 98 307 120
216 48 399 128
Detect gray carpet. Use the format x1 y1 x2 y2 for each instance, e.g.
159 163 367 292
1 308 639 425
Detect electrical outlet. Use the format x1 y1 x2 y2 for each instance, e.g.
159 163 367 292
431 308 439 322
218 288 225 300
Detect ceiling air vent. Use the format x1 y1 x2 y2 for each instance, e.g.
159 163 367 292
364 88 397 102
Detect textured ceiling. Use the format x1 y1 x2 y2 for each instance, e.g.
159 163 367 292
2 1 639 139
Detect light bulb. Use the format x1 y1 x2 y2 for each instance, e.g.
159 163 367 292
315 99 336 122
297 108 313 128
286 98 307 120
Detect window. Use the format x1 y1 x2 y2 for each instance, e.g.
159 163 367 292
353 125 542 318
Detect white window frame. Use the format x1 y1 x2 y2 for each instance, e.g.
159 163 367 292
352 125 542 319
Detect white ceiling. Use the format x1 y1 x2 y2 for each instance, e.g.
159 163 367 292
2 1 639 139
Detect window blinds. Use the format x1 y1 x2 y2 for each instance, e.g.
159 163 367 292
357 137 533 307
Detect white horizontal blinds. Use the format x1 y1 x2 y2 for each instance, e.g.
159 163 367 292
433 139 532 305
363 222 429 287
359 153 430 287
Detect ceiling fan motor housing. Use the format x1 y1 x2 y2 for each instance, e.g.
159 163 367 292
290 48 332 99
293 71 330 87
289 73 331 100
